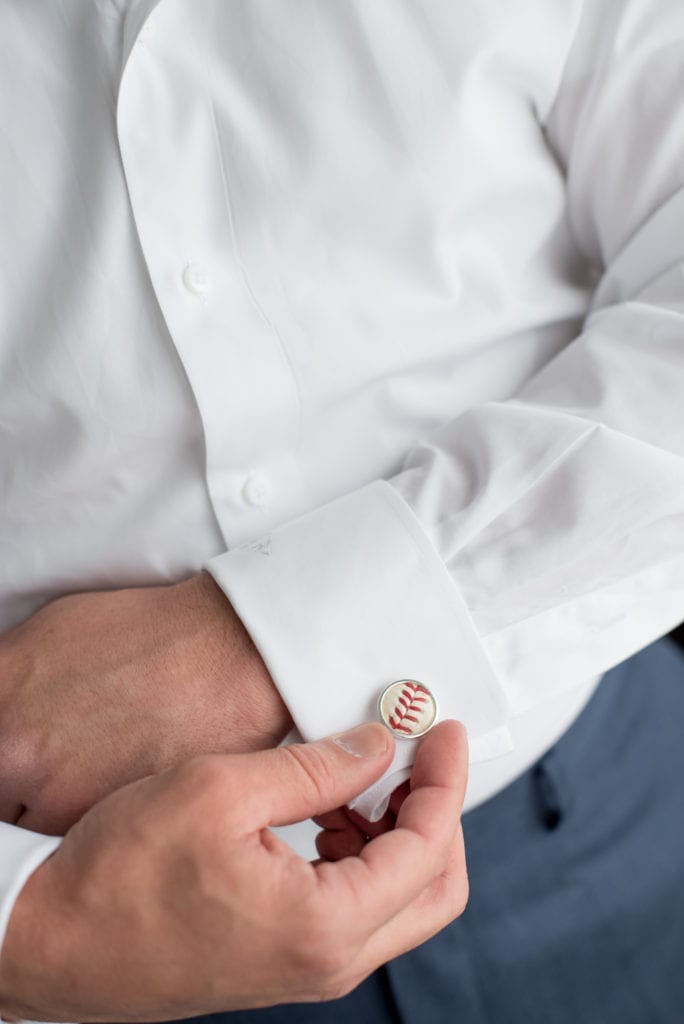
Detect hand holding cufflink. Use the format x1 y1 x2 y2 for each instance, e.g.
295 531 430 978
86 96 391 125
316 680 443 858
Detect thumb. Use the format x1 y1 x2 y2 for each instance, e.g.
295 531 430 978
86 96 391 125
238 723 395 828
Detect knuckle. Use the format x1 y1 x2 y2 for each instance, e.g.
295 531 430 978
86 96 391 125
1 726 41 781
301 936 350 983
289 905 354 990
454 872 470 917
280 743 335 807
316 973 357 1003
439 866 469 922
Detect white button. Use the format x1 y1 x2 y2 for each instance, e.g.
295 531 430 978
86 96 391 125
182 263 212 296
378 680 438 738
242 473 273 507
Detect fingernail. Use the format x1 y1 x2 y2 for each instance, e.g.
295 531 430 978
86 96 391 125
333 723 392 758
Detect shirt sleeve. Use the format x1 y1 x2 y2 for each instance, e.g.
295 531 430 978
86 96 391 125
205 0 684 820
0 824 62 1017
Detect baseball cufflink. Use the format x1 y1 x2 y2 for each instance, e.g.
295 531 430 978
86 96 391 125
378 679 438 738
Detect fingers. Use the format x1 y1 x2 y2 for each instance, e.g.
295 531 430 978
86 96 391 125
313 721 469 935
345 804 394 839
234 723 396 828
388 779 411 816
403 719 468 817
316 824 366 861
312 808 351 831
344 779 410 836
315 805 393 861
351 825 469 972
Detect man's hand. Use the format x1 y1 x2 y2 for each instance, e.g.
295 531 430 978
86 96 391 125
0 721 469 1022
0 572 292 834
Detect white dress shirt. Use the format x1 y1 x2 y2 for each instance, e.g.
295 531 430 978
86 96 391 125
2 0 684 980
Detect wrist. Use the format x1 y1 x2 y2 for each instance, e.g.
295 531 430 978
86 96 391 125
190 572 293 751
0 855 68 1021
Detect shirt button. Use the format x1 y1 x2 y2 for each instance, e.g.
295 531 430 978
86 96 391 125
242 473 273 507
182 262 212 296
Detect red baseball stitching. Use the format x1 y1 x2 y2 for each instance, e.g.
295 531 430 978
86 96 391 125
388 682 430 734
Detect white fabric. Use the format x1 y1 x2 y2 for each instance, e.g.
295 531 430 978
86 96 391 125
2 0 684 987
0 826 61 1015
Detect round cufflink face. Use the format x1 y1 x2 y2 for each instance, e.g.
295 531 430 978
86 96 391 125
379 680 438 738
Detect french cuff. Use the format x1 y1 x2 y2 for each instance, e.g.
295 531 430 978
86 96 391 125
205 479 513 822
0 825 62 1024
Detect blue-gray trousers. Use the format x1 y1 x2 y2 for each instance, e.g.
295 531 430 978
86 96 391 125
192 638 684 1023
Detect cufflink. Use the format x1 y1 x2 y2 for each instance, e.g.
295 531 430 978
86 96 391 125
378 680 438 738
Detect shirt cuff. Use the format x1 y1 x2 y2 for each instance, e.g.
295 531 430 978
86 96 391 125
0 825 62 1024
206 479 513 821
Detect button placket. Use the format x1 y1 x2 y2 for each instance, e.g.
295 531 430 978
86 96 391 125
117 1 301 555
